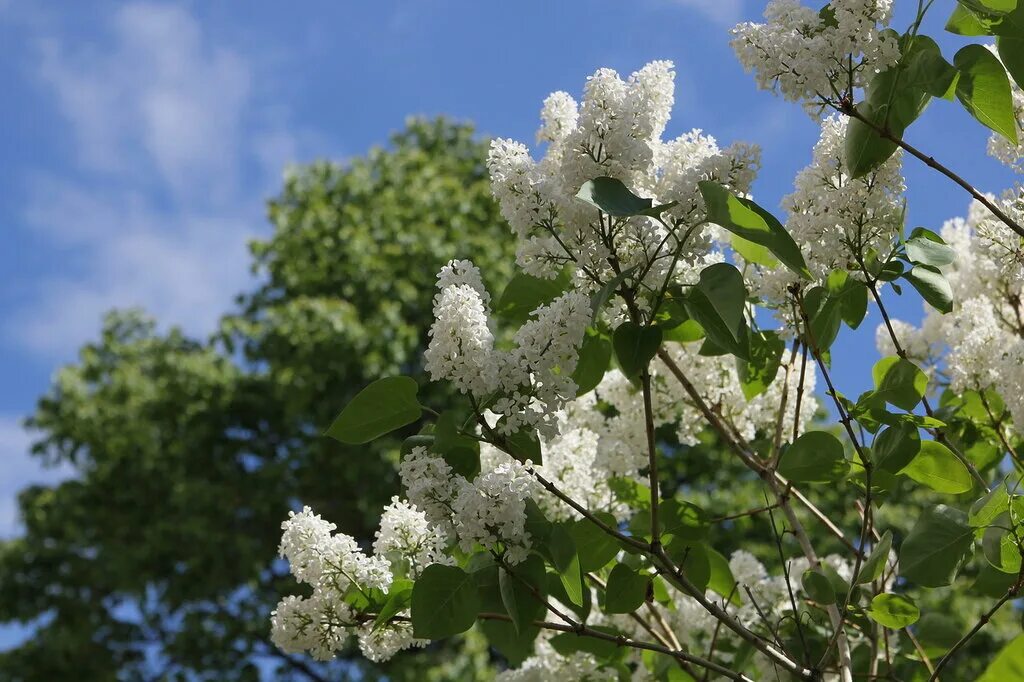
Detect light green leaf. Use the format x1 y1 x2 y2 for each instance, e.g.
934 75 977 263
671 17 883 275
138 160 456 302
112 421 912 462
326 376 422 444
903 264 954 313
873 357 928 411
978 634 1024 682
899 440 974 494
866 593 920 629
954 44 1019 144
983 512 1023 573
905 227 956 267
802 568 836 604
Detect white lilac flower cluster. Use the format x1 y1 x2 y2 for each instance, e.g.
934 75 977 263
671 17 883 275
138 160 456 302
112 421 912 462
400 446 540 564
731 0 900 109
487 61 759 296
745 115 905 307
425 259 591 439
876 203 1024 428
271 506 434 662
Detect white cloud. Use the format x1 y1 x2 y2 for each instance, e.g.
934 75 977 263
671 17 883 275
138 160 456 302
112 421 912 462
10 1 302 358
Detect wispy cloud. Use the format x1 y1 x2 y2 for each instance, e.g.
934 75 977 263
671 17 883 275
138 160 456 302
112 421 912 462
669 0 744 27
9 2 303 358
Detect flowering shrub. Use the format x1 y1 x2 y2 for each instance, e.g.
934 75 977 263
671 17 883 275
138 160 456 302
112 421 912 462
272 2 1024 679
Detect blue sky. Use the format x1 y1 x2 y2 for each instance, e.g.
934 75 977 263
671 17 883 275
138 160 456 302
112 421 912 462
0 0 1018 646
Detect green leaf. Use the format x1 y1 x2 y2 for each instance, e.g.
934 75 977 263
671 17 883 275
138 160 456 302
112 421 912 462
411 564 480 639
699 180 810 278
572 329 612 396
874 423 922 473
856 530 894 584
571 513 621 573
731 232 778 267
982 511 1023 573
499 555 547 634
905 227 956 267
433 411 481 479
802 567 836 603
495 270 572 326
500 419 543 465
873 357 928 411
612 322 662 381
576 176 655 217
658 499 710 543
954 44 1019 144
373 579 413 631
665 540 711 592
947 3 993 35
903 264 954 313
998 36 1024 90
604 563 651 614
549 524 584 607
479 620 539 667
706 548 738 602
738 330 785 400
899 440 974 494
684 263 750 360
777 431 850 483
978 634 1024 682
400 434 435 458
866 593 920 629
827 270 869 329
899 505 975 587
326 376 422 445
803 286 843 351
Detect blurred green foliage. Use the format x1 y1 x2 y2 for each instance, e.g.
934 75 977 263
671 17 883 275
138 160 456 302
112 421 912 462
0 118 514 681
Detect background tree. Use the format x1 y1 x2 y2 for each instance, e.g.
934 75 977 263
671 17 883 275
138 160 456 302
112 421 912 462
0 118 514 681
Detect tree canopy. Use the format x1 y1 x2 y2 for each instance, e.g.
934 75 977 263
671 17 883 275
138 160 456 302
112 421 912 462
0 118 514 681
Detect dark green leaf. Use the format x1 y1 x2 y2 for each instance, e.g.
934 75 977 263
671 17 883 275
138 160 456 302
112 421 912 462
998 36 1024 90
856 530 894 584
499 555 547 634
603 563 651 614
778 431 850 483
738 330 785 400
903 264 953 313
684 263 750 360
549 524 584 607
699 180 810 278
982 511 1023 573
433 411 480 479
874 423 922 473
612 322 662 380
576 176 654 216
571 513 621 573
411 564 480 639
495 270 572 325
550 626 623 662
803 568 836 603
572 329 612 396
326 376 422 445
899 505 975 587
